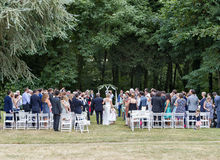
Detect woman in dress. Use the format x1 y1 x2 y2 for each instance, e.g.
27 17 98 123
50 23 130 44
102 93 113 125
164 93 172 120
203 96 214 127
42 93 51 127
175 93 186 126
127 93 138 127
60 95 71 114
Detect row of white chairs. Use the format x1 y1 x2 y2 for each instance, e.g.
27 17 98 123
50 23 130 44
129 111 210 131
3 112 90 133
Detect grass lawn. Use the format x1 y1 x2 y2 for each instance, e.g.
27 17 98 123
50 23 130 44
0 115 219 160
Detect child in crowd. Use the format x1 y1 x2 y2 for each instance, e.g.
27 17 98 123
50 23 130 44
195 109 201 130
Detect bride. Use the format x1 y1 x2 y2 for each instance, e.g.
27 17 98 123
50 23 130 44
102 93 113 125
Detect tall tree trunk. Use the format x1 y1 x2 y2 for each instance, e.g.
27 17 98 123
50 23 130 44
153 71 158 89
101 50 108 84
77 54 84 90
173 64 177 89
130 68 134 88
165 61 172 92
208 72 213 93
144 69 148 89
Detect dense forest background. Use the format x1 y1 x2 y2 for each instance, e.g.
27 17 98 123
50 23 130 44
0 0 220 99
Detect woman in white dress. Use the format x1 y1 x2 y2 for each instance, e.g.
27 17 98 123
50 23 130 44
102 93 113 125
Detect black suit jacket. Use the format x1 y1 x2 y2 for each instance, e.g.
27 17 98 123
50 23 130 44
91 97 103 112
151 96 163 113
30 94 41 113
73 98 83 114
52 97 62 115
4 96 13 113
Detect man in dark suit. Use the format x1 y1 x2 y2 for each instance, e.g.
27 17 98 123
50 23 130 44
51 90 62 131
30 90 41 113
48 88 54 104
4 91 13 127
30 90 41 128
91 93 103 124
73 93 83 114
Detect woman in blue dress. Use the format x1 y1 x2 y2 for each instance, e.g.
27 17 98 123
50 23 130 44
164 93 172 119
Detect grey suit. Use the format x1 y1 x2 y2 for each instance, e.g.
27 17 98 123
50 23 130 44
52 97 62 131
187 94 199 112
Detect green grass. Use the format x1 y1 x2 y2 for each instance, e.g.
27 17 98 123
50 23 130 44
0 115 220 160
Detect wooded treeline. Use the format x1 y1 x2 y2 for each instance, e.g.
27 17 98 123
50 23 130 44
0 0 220 94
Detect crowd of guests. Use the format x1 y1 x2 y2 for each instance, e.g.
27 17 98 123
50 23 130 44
3 88 117 131
2 87 220 130
117 88 220 129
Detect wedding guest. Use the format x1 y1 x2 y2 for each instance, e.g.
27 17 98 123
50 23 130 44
187 89 199 113
22 88 31 112
52 90 62 131
164 93 172 120
61 96 71 114
151 91 163 113
15 90 22 108
203 96 214 127
4 91 13 127
139 91 147 110
109 106 117 124
195 109 201 130
42 93 51 114
73 93 83 114
38 89 43 111
48 88 54 103
175 93 186 126
127 93 137 126
30 90 41 129
200 92 206 112
91 93 103 125
171 89 177 111
213 92 220 128
117 90 123 117
90 90 95 115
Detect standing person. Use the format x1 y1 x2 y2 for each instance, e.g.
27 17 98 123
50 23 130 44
127 93 137 126
117 90 123 117
90 90 95 115
164 93 172 120
4 91 13 127
203 96 214 127
195 109 201 130
72 93 83 114
175 93 186 126
91 93 103 125
200 92 206 112
213 92 220 128
51 90 62 131
103 94 113 125
151 91 163 113
171 89 178 112
139 91 147 110
22 88 31 112
15 90 22 109
38 89 43 112
42 93 51 127
161 91 166 112
187 89 199 113
82 93 90 120
48 88 54 103
30 90 41 129
145 89 151 111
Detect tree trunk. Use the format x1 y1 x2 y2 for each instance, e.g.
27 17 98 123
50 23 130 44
144 69 148 89
101 50 108 84
208 72 213 93
130 68 134 88
77 54 84 90
218 71 220 93
165 61 172 92
173 64 177 89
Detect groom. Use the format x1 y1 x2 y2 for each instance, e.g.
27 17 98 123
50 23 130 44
91 93 103 125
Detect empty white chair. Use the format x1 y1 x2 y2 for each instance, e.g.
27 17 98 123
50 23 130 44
186 112 196 129
152 113 163 128
60 113 72 132
174 113 185 128
74 114 90 133
140 111 151 131
162 113 174 128
3 113 14 130
130 111 141 131
39 113 49 130
27 113 38 129
15 112 27 130
200 112 210 128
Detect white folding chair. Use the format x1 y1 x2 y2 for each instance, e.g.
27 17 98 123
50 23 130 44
60 113 72 132
174 113 185 128
16 112 27 130
162 113 174 128
152 113 163 128
140 111 151 131
74 114 90 133
49 114 53 129
39 113 49 130
186 112 196 128
27 113 38 129
3 113 14 130
130 111 141 131
200 112 210 128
